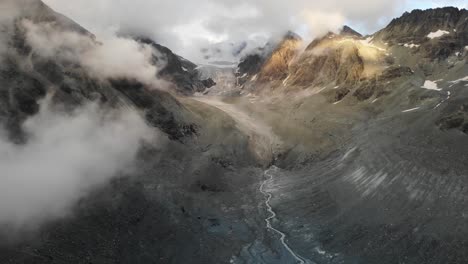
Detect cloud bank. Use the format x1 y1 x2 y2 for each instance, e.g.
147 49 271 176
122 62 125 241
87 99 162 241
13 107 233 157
0 0 160 234
43 0 408 62
0 99 154 231
21 19 161 86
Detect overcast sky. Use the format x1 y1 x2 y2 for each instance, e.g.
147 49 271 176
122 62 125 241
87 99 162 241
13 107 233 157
43 0 467 63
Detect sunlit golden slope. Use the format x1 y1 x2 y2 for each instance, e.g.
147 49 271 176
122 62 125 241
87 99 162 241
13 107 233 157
287 33 389 87
257 33 303 82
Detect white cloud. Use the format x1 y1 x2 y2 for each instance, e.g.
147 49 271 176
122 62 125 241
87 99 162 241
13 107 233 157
0 98 155 231
42 0 407 62
21 19 162 86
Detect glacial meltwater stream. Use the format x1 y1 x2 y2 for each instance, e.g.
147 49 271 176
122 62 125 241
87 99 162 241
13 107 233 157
260 166 310 264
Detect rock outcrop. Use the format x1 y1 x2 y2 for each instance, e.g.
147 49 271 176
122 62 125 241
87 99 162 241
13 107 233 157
374 7 468 59
138 38 216 94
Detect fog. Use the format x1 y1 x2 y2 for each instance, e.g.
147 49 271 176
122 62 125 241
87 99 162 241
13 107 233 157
0 98 154 231
21 19 161 86
0 0 160 232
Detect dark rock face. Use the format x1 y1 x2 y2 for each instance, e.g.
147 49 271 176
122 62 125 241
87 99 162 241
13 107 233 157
380 66 414 80
238 54 265 77
333 87 350 102
374 7 468 60
236 54 265 86
437 104 468 134
438 113 464 130
375 7 467 43
4 0 90 35
137 38 215 94
0 1 198 142
110 80 198 141
341 25 363 38
353 79 380 101
201 78 216 88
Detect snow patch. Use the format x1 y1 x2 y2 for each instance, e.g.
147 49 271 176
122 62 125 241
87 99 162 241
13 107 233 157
403 43 420 48
434 91 452 109
342 147 357 161
422 80 442 91
402 107 420 113
450 76 468 84
317 87 327 93
358 37 386 52
427 30 449 39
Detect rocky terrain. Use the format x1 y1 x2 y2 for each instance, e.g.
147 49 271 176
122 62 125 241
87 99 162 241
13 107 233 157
138 38 216 95
1 1 468 264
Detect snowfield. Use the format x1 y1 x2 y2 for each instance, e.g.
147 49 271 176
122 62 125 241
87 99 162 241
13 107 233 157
403 43 420 48
422 80 442 91
427 30 450 39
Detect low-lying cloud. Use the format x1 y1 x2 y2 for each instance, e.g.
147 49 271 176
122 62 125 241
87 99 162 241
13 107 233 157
43 0 408 62
21 19 161 86
0 98 154 231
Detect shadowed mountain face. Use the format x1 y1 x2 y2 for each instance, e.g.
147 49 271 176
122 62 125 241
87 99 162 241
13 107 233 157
137 38 216 94
0 1 266 263
1 2 468 264
374 7 468 60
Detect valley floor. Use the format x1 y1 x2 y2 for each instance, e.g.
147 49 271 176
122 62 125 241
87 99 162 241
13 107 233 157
187 91 468 263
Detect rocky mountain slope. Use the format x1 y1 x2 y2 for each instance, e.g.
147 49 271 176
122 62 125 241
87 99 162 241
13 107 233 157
138 38 216 94
0 2 268 263
217 6 468 264
373 7 468 59
1 2 468 264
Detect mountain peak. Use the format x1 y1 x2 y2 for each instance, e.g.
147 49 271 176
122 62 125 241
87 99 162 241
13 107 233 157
283 31 302 41
373 6 468 59
341 26 362 37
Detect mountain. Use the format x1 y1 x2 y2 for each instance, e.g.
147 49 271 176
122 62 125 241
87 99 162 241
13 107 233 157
195 64 238 96
0 1 265 263
2 0 90 34
236 31 302 87
0 3 197 142
2 2 468 264
374 7 468 60
221 7 468 264
137 38 216 94
341 25 363 37
287 27 384 88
